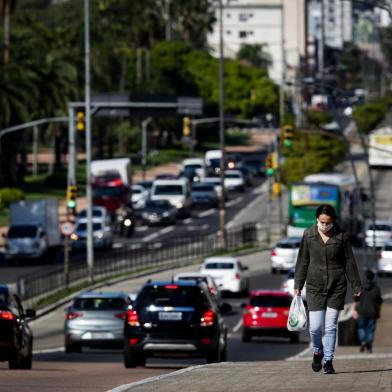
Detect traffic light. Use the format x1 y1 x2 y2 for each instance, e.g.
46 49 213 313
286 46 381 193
67 185 77 210
76 111 85 131
182 116 191 136
282 125 293 148
265 154 274 176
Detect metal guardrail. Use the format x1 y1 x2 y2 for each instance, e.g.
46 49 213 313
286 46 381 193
17 222 267 307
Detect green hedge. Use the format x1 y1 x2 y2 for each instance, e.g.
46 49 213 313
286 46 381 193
0 188 25 210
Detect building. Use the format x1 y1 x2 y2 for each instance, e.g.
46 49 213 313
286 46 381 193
207 0 306 83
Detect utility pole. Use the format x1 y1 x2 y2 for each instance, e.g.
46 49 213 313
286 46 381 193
141 117 152 181
84 0 94 283
218 0 227 249
32 126 39 177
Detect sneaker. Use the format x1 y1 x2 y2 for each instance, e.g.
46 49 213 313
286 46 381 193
312 352 324 372
323 360 335 374
360 343 366 352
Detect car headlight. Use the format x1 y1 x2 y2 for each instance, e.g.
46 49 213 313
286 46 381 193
95 231 104 239
162 212 170 217
70 233 78 241
174 201 184 209
124 218 132 227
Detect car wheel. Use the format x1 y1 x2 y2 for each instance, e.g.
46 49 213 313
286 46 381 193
242 329 251 342
290 332 300 343
65 344 81 354
20 352 32 370
271 267 277 275
8 351 21 369
220 347 227 362
206 348 221 364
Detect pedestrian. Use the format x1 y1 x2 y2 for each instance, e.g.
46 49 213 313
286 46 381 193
294 204 362 374
355 269 383 353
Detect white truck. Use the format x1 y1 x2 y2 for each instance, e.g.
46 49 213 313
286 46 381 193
4 200 61 261
368 127 392 168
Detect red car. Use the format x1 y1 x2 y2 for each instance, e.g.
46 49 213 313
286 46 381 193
241 290 299 343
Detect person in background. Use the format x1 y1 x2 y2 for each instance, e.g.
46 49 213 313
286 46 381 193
294 204 362 375
355 270 383 353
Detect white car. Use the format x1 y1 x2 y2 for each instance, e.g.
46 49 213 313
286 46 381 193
224 170 245 192
77 206 111 226
270 237 302 274
281 269 307 301
174 272 221 301
200 256 249 294
365 220 392 249
131 185 149 210
378 241 392 275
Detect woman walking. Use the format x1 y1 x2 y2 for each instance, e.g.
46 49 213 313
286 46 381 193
294 204 362 374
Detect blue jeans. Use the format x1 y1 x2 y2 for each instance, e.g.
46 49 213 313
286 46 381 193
357 316 377 349
309 307 339 362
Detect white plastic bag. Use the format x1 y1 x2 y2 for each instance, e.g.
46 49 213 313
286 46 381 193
287 295 308 331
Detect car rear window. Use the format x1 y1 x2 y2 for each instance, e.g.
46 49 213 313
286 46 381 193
250 295 292 307
384 245 392 251
73 297 126 311
368 224 392 231
136 286 204 308
277 242 300 249
204 262 234 270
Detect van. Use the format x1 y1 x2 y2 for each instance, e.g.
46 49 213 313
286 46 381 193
181 158 206 180
150 178 192 217
205 150 222 175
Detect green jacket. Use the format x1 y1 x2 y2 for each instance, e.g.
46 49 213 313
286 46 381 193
294 224 362 311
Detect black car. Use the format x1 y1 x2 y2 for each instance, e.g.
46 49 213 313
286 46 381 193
242 156 266 177
0 284 35 369
123 280 231 368
141 199 177 225
191 183 219 208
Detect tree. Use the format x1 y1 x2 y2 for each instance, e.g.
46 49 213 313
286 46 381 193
236 43 272 71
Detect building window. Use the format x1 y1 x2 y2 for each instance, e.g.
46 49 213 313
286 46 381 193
239 31 247 38
226 30 231 35
239 13 248 22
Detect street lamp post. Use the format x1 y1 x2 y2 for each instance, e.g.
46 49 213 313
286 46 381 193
141 117 152 181
218 0 227 249
84 0 94 283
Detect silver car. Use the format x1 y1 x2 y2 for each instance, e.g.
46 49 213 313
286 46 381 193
270 237 302 274
365 221 392 249
64 291 131 353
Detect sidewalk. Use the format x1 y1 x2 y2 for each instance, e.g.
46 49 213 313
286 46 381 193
111 302 392 392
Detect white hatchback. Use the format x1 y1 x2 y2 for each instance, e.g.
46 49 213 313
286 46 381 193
224 170 245 192
270 237 302 274
378 241 392 275
200 257 249 294
365 221 392 249
131 185 149 210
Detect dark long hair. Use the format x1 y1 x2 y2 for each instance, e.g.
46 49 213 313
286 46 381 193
315 204 337 220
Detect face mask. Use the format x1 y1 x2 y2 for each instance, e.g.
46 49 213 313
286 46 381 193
317 220 333 233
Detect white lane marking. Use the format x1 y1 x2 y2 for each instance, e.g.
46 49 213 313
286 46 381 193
135 226 148 232
197 209 215 218
160 226 175 235
183 218 193 224
142 232 159 242
285 344 313 361
33 346 64 355
187 224 209 231
112 243 124 249
232 318 243 333
226 197 243 207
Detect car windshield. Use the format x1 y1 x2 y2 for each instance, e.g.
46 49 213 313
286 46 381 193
250 295 292 307
72 297 126 311
132 188 142 194
8 225 38 238
138 182 152 189
93 187 123 197
225 173 240 179
78 210 103 218
368 224 392 231
146 200 170 208
209 158 220 168
192 185 214 192
184 164 201 170
154 185 183 195
204 262 234 270
136 286 204 308
177 276 209 285
384 245 392 251
77 223 102 231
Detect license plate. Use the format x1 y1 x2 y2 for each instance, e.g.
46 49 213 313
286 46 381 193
83 332 114 340
158 312 182 321
261 312 277 318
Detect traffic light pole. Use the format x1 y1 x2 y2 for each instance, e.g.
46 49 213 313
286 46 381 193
84 0 94 283
141 117 152 181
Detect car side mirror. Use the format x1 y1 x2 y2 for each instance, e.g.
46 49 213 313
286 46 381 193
25 309 36 318
219 302 232 314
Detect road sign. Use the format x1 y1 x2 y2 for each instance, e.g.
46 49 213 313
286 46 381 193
61 221 75 236
177 97 203 116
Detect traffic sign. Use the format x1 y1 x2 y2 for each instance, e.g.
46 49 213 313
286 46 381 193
61 221 75 236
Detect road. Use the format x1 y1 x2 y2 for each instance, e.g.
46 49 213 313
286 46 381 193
0 250 310 391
